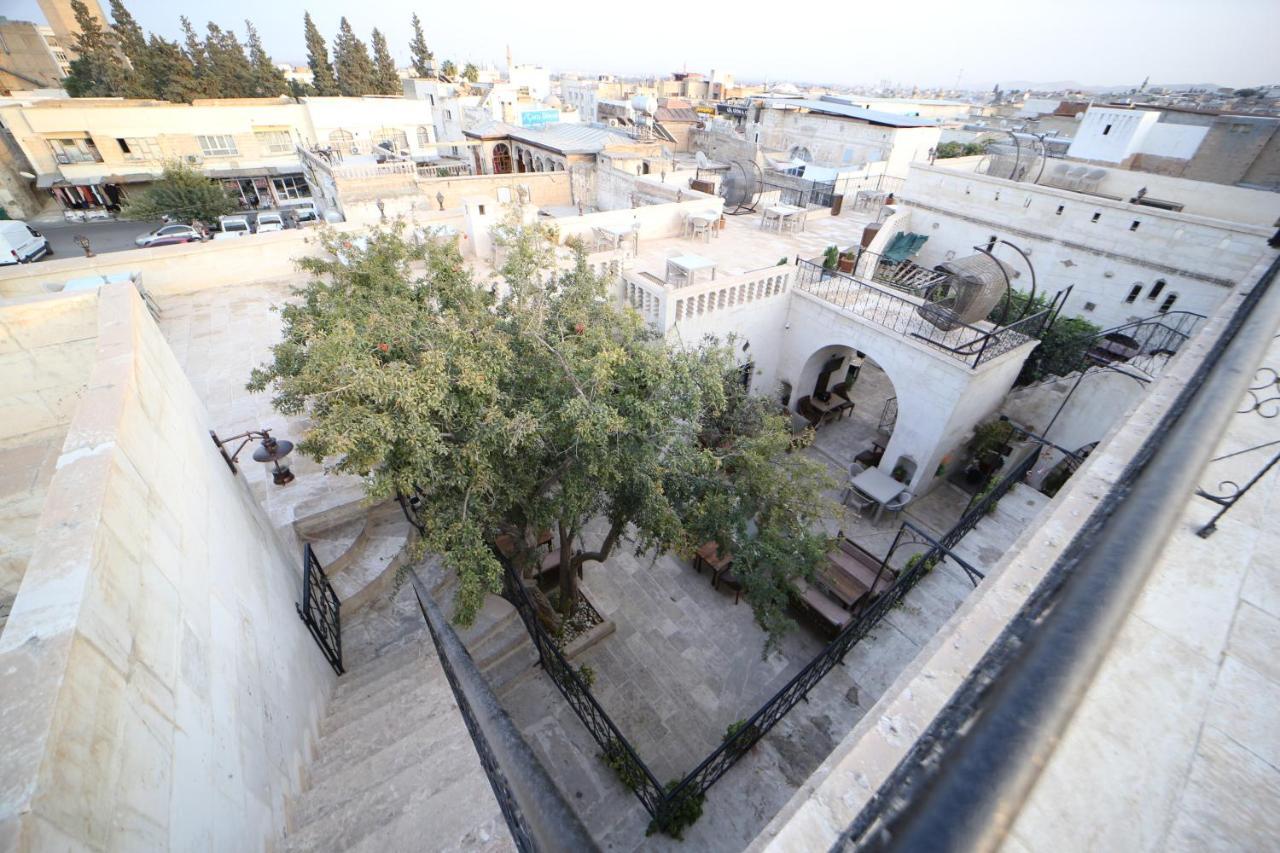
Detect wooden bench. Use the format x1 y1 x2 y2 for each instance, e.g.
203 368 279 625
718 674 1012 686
792 578 852 635
792 534 896 635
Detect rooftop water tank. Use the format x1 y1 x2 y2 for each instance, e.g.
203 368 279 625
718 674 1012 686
631 95 657 115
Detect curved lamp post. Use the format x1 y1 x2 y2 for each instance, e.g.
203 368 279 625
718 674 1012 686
210 428 296 485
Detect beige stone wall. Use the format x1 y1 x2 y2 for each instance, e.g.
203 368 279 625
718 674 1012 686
0 283 335 851
0 292 98 617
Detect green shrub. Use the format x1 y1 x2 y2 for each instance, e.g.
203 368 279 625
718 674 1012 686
648 780 705 839
577 663 595 689
600 737 646 792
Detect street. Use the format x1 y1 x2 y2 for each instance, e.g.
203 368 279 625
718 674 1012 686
34 218 165 259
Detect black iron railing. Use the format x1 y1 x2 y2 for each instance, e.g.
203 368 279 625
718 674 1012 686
794 258 1047 369
408 570 598 852
298 544 343 675
498 559 668 816
396 446 1042 834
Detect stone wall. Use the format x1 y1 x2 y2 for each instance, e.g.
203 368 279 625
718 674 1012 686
0 283 335 851
0 292 98 620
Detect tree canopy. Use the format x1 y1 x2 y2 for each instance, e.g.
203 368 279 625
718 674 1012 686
245 21 289 97
333 17 377 96
440 59 458 79
462 63 479 83
935 141 989 159
119 161 238 223
63 0 126 97
303 12 339 96
408 14 433 77
370 29 401 95
248 220 834 649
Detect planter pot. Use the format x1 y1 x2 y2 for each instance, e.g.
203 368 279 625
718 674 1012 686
837 256 855 273
562 589 616 659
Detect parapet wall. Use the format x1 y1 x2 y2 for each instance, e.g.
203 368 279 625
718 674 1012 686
0 283 334 850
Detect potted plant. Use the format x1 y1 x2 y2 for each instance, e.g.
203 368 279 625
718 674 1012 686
968 419 1015 476
837 249 856 273
822 245 839 270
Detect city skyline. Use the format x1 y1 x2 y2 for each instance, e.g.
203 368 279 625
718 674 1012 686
8 0 1280 90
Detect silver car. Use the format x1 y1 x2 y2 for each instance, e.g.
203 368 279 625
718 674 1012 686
135 223 203 247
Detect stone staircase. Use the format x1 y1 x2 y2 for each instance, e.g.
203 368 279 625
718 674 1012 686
418 559 539 700
300 500 416 613
281 582 515 853
950 482 1052 571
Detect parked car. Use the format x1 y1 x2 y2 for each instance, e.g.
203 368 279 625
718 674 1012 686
255 212 284 233
291 203 320 226
0 220 51 265
214 216 251 240
135 223 204 247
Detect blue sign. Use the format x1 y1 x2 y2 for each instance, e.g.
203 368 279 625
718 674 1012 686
520 109 560 128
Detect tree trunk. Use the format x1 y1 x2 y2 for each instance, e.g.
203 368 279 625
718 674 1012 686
557 521 577 619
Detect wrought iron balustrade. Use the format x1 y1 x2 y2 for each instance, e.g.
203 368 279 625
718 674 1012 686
298 544 343 675
794 258 1045 369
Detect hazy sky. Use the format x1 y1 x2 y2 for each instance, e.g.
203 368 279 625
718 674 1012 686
11 0 1280 89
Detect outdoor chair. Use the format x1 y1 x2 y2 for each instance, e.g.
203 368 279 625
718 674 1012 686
882 489 913 520
691 219 712 243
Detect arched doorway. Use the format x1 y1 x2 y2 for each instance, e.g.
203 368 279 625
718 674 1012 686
492 143 512 174
791 345 908 485
329 128 355 153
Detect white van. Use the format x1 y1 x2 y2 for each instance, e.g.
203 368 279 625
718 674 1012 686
214 216 251 240
0 220 51 265
255 212 284 233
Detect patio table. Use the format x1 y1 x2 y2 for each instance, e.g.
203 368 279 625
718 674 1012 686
768 204 806 232
666 254 717 287
849 467 906 522
596 224 639 255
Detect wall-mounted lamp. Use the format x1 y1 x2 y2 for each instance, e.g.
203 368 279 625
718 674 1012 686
210 428 295 485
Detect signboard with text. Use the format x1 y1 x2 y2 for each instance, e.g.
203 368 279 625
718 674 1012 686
520 109 560 128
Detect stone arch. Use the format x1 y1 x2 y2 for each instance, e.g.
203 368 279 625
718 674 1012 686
492 143 512 174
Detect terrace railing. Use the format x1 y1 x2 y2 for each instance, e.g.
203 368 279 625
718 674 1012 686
794 258 1047 369
297 544 343 675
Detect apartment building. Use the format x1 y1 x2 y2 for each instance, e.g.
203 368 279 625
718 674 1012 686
0 95 439 211
0 17 71 92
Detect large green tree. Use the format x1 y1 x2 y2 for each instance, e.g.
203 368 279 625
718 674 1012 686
64 0 126 97
303 13 339 96
245 20 289 97
248 221 833 648
203 23 256 98
332 17 376 96
107 0 152 97
440 59 457 78
146 35 202 103
180 16 210 96
370 28 400 95
120 161 237 223
408 14 433 77
462 62 479 83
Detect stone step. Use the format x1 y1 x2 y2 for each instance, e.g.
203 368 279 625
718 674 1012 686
328 507 414 608
306 516 368 575
310 674 458 783
322 654 435 739
284 730 487 852
334 624 431 696
296 679 464 829
344 771 514 853
293 484 372 538
489 641 539 699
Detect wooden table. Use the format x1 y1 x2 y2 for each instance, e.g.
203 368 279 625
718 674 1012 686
695 541 734 587
849 467 906 522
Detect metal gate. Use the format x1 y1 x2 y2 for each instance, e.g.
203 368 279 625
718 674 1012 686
298 544 344 674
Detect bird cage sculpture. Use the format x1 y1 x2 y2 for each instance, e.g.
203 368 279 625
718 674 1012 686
916 253 1014 331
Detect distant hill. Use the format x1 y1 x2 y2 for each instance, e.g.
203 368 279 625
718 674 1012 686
992 80 1224 94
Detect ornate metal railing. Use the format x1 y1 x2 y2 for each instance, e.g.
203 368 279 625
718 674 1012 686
407 570 598 852
794 258 1046 369
396 448 1040 834
1195 364 1280 537
298 544 343 675
497 559 668 816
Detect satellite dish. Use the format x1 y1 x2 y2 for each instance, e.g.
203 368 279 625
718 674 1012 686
717 159 763 215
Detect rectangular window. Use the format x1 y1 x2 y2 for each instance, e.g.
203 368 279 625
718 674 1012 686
1130 220 1140 231
197 134 238 157
118 137 161 160
1125 285 1142 303
271 175 311 200
1102 124 1112 136
48 137 102 164
1148 280 1166 300
1056 205 1064 215
1091 212 1101 223
254 131 293 154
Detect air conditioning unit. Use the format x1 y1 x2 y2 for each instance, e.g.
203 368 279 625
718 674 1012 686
185 154 203 165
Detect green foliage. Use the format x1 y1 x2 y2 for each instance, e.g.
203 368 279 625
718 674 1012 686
822 244 839 269
248 220 833 652
904 552 941 574
440 59 458 78
777 257 788 266
202 23 256 99
972 476 1001 515
370 29 401 95
989 291 1102 385
408 14 434 77
333 17 376 96
935 141 989 159
722 718 760 746
968 419 1014 458
145 35 202 103
64 0 126 97
107 0 151 98
462 63 479 83
120 161 237 222
577 663 595 689
180 16 209 96
648 781 705 839
303 12 339 96
601 738 645 792
245 20 289 97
